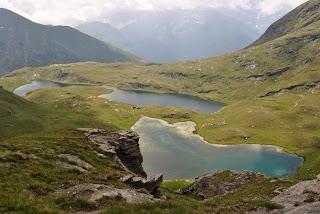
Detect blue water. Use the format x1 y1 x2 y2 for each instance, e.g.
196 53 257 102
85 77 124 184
132 117 304 179
14 80 65 96
14 81 303 179
100 89 224 113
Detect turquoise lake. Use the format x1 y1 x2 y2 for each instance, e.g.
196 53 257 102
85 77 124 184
132 117 303 179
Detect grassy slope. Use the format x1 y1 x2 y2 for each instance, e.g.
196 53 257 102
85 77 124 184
0 88 118 139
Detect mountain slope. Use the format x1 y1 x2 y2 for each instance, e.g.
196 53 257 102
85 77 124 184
251 0 320 46
0 8 139 75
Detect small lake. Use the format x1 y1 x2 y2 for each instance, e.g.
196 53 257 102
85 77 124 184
100 89 224 113
132 117 303 179
14 80 65 96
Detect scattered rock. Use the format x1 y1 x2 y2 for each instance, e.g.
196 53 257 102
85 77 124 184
303 58 313 65
241 61 257 70
56 154 93 173
55 69 69 80
0 162 12 167
58 154 93 170
56 161 88 173
260 80 320 98
159 71 188 79
179 170 268 199
121 174 163 195
248 67 290 81
55 183 155 204
163 112 191 119
248 74 265 81
132 106 142 110
196 89 222 94
266 67 290 77
78 129 147 177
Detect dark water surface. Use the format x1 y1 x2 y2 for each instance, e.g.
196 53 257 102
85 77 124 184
100 89 224 113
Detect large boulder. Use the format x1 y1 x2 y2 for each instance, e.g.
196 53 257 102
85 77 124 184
78 128 147 177
121 174 163 195
56 154 94 173
179 170 268 199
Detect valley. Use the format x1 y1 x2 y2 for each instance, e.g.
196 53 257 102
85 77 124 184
0 0 320 213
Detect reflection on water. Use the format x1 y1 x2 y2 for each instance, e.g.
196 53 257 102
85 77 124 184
100 88 224 113
14 81 65 96
132 117 304 179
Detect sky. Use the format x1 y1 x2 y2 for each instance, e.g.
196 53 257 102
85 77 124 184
0 0 308 26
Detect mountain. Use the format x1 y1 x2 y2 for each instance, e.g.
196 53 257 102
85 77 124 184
251 0 320 46
0 8 139 75
76 10 261 63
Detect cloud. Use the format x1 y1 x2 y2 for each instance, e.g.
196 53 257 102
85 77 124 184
0 0 308 26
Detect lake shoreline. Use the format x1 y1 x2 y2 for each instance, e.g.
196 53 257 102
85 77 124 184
131 116 304 179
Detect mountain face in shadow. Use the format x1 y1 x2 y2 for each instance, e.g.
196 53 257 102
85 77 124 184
0 8 139 75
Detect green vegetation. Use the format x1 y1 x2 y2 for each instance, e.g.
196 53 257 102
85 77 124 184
0 88 117 139
0 129 296 213
0 0 320 213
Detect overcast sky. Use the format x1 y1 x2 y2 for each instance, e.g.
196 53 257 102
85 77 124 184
0 0 308 26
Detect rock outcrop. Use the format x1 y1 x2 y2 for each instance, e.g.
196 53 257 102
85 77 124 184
270 175 320 213
78 128 147 177
54 183 155 204
179 170 268 199
121 174 163 195
56 154 94 173
248 175 320 214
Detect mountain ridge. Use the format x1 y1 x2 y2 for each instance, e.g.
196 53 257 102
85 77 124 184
0 8 139 75
251 0 320 46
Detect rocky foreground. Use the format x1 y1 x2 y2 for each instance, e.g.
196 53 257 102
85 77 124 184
53 129 164 205
178 170 320 214
0 126 318 213
48 128 319 213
